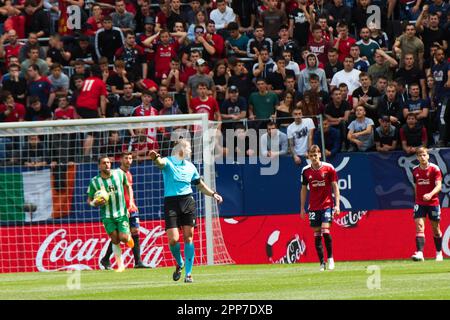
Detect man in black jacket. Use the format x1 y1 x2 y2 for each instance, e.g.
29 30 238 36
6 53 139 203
94 16 125 63
24 0 50 38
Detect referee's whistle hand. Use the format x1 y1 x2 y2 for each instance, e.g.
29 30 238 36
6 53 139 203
213 193 223 204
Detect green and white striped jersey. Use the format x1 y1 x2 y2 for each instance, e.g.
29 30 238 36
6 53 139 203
87 169 129 219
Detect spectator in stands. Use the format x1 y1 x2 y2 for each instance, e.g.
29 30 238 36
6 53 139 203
313 117 341 159
324 48 343 85
161 58 184 94
375 76 388 96
48 63 70 110
246 24 273 60
69 74 84 106
273 24 301 62
159 95 182 116
183 25 216 65
24 0 50 38
18 32 46 62
166 0 187 32
220 85 247 130
252 47 276 80
155 1 170 31
356 27 380 65
393 24 424 70
151 84 171 111
131 90 159 144
400 113 428 155
125 127 156 161
261 1 289 39
376 83 403 127
287 107 315 165
25 96 52 121
85 4 104 37
231 0 258 34
303 73 329 107
233 123 255 159
267 56 296 96
431 48 450 147
21 135 49 168
352 72 381 122
368 21 389 51
325 88 351 150
21 46 49 77
210 59 229 106
210 0 237 37
260 120 288 158
189 82 221 122
54 96 78 120
46 34 72 67
395 53 427 100
330 56 361 93
0 90 25 122
111 0 136 33
398 0 421 22
416 8 447 63
95 15 125 63
106 60 129 96
298 53 328 94
228 58 252 101
26 64 53 107
0 29 24 66
347 105 375 152
145 29 179 83
248 77 279 129
326 0 351 28
115 31 147 81
368 49 398 84
69 35 95 66
374 115 399 152
186 58 216 108
402 83 430 126
205 20 225 62
275 90 295 129
113 82 141 118
225 22 249 58
333 21 356 62
2 63 27 105
308 24 332 66
187 9 208 42
349 45 370 72
288 0 312 49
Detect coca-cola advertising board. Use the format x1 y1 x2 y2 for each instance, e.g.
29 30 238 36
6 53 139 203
220 209 450 264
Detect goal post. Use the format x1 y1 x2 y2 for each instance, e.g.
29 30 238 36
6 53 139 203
0 114 234 273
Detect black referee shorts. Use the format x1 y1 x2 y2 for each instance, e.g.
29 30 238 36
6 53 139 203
164 194 197 230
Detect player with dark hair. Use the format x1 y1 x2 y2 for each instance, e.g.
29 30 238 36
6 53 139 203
88 156 135 272
149 140 223 283
411 147 443 262
300 145 340 271
100 152 150 270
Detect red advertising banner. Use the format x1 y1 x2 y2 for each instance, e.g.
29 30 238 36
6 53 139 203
1 210 449 273
220 209 450 264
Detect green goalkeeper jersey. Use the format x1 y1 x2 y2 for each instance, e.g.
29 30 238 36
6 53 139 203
87 169 129 219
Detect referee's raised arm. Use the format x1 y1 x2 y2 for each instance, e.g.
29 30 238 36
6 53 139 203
149 150 166 169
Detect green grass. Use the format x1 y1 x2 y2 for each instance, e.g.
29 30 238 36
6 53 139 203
0 260 449 300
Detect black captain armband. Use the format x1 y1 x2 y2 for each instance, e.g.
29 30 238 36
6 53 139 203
192 178 201 185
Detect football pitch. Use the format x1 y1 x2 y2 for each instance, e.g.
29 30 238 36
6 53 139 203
0 260 449 300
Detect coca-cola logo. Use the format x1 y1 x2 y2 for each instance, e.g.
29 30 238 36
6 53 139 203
266 232 306 264
334 210 368 228
36 226 166 272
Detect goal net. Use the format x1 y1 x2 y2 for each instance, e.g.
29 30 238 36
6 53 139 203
0 114 234 273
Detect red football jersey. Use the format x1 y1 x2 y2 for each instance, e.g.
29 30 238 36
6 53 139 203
189 97 219 121
0 103 26 122
333 36 357 62
154 42 179 79
54 106 77 120
121 168 138 213
302 162 338 211
413 163 442 206
76 77 108 111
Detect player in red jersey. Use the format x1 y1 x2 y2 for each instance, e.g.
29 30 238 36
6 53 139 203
411 147 444 262
300 145 340 271
100 152 150 269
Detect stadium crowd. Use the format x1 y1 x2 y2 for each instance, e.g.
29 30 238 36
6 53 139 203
0 0 449 165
